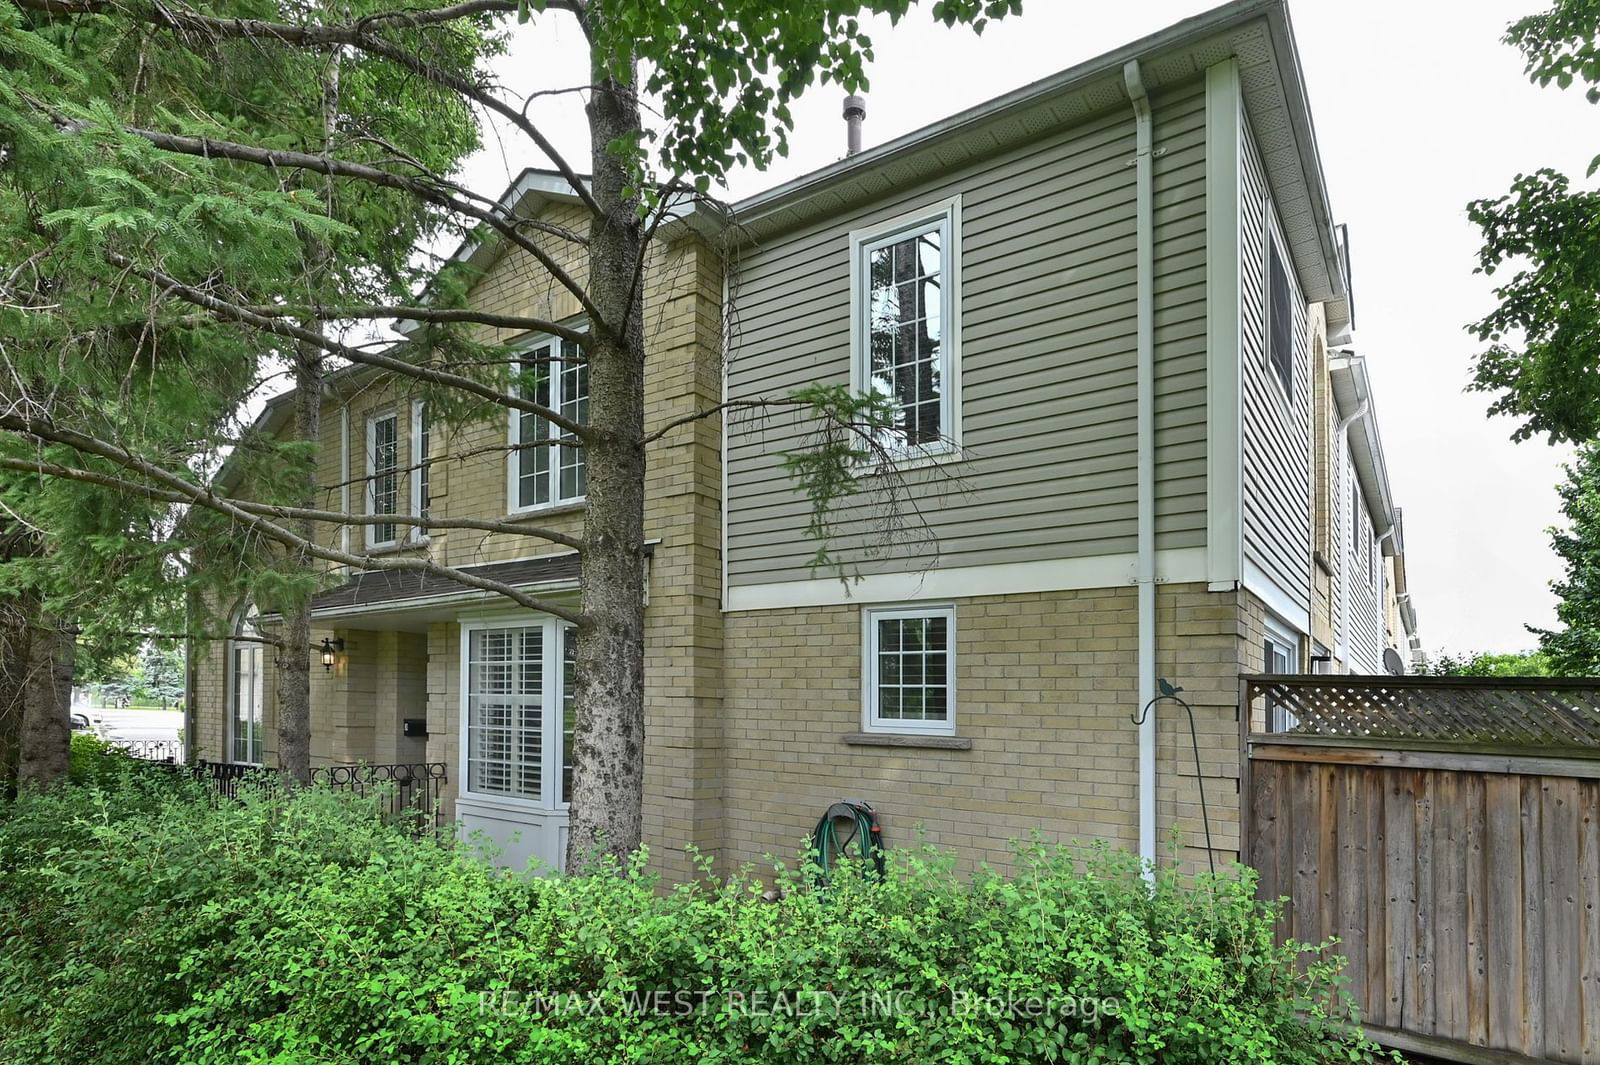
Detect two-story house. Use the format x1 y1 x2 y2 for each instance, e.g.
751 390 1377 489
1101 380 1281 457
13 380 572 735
188 0 1419 877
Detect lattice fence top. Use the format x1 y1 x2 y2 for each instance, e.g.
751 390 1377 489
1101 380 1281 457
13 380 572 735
1246 675 1600 749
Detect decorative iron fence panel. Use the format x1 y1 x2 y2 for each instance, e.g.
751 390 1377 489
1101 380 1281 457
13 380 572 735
105 738 184 762
311 762 448 830
191 760 447 830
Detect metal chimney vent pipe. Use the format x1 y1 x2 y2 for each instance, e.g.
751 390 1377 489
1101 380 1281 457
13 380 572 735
843 94 866 156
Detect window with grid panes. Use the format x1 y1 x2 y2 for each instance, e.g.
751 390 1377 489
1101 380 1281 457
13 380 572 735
858 209 955 451
511 337 588 510
864 606 955 735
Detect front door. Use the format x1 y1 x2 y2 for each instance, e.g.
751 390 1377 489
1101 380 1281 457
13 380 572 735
456 617 574 871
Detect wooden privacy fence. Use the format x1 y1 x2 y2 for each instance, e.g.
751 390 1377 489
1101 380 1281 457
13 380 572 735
1241 675 1600 1065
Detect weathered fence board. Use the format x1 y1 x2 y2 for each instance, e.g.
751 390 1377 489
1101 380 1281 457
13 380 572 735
1246 743 1600 1063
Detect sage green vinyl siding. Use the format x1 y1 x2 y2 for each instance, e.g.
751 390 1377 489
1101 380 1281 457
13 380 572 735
725 81 1209 586
1238 108 1312 618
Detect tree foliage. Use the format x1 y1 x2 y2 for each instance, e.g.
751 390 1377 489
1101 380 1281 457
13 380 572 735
0 0 1012 858
1468 0 1600 443
1533 443 1600 673
1423 649 1554 677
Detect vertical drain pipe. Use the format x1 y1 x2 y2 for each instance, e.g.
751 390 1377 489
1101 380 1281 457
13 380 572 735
1124 60 1158 872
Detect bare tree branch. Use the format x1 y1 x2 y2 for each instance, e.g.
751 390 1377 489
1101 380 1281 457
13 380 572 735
238 301 586 341
0 452 580 547
105 252 591 440
642 396 809 445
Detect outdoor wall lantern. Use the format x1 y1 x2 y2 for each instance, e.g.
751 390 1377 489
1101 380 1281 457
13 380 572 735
319 636 345 672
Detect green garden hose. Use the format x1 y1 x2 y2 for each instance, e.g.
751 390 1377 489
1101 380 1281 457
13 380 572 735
810 799 886 883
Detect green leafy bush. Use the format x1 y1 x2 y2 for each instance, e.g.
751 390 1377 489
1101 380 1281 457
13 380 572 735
0 780 1382 1064
67 731 127 787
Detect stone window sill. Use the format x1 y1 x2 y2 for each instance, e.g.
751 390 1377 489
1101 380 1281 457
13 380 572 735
842 732 972 751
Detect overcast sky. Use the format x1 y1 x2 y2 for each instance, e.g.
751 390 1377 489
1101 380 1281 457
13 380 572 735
463 0 1589 656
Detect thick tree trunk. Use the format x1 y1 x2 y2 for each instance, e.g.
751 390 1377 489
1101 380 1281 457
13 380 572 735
17 605 73 789
566 47 649 873
274 55 338 786
274 343 322 787
0 599 31 796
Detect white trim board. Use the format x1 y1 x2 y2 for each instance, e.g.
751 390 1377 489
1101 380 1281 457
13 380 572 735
1204 58 1243 590
1242 557 1312 637
724 547 1208 612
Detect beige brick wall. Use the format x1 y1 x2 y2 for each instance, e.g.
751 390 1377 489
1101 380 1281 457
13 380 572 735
189 188 1270 886
190 197 727 884
721 583 1246 878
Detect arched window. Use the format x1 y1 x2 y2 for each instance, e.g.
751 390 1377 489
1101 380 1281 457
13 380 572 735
230 604 264 765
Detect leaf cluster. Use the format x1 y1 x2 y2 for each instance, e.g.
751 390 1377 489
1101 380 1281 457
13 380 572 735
593 0 1022 189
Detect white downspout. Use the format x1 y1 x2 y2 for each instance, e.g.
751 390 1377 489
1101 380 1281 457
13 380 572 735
1334 400 1366 663
1125 59 1158 872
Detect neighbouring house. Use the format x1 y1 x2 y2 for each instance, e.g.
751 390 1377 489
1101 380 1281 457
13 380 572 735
187 0 1420 878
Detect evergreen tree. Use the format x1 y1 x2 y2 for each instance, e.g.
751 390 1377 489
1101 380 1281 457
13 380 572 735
1536 444 1600 673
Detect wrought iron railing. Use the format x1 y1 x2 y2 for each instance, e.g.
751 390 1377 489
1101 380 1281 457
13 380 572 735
1243 674 1600 749
311 761 448 830
105 738 184 762
191 760 448 829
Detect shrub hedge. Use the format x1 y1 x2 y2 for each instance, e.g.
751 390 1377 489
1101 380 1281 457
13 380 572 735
0 777 1384 1064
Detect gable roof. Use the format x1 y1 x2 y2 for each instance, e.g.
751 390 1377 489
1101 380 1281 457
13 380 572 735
217 0 1351 494
726 0 1348 332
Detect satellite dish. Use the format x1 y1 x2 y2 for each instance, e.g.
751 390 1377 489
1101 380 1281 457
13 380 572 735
1383 647 1405 676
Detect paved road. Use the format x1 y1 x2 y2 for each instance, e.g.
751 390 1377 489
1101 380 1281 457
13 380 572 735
89 707 182 744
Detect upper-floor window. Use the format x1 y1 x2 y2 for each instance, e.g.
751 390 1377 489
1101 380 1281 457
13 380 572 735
367 411 399 547
510 336 588 511
1266 233 1295 400
851 198 960 453
410 401 430 543
863 605 956 736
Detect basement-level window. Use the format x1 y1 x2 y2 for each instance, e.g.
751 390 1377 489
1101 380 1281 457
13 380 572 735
852 198 960 453
863 606 956 735
1263 615 1300 733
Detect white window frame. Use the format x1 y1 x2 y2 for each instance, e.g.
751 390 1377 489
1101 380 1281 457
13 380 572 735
1263 614 1300 732
365 409 400 549
507 330 588 514
849 196 962 458
457 615 575 812
228 604 264 765
1263 216 1298 406
861 604 957 736
409 400 430 544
